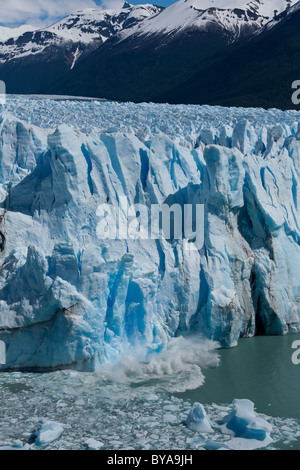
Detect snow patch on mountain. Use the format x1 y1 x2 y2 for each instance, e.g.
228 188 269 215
121 0 298 40
0 1 297 69
45 4 162 44
0 3 163 65
184 0 294 19
0 25 35 42
259 0 300 33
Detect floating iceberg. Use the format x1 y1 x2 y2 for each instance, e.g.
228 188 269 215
220 399 273 449
191 399 274 450
0 99 300 369
32 420 64 447
84 438 104 450
0 442 31 451
205 440 232 450
186 403 212 433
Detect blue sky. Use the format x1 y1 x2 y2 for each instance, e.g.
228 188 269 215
0 0 177 28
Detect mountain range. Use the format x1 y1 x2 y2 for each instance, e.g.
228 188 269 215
0 0 299 109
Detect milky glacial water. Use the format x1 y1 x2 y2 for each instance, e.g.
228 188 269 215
178 333 300 450
0 335 300 450
181 334 300 419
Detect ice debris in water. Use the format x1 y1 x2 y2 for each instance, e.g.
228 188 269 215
84 438 104 450
222 399 272 440
219 399 273 450
0 370 299 450
31 420 64 447
186 403 212 433
187 399 274 450
0 441 31 451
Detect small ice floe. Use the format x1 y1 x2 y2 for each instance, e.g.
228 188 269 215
220 399 273 450
205 440 232 451
84 438 104 450
31 419 64 447
186 403 213 433
0 440 31 451
186 435 207 449
163 413 177 424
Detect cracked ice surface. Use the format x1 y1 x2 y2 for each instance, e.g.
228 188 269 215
1 98 300 369
3 97 300 146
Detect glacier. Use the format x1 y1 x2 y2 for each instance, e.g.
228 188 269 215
1 97 300 370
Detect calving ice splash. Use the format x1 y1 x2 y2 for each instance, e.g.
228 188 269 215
98 336 220 393
1 97 300 374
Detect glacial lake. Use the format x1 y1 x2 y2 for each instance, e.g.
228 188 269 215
178 333 300 450
1 334 300 450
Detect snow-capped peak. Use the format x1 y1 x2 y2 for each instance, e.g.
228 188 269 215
175 0 295 19
44 4 163 44
0 3 163 66
179 0 297 18
0 25 35 42
121 0 298 39
0 1 297 73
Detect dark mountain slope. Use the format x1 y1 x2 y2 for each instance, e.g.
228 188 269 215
50 28 239 101
158 5 300 109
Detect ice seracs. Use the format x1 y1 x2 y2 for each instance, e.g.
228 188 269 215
1 99 300 369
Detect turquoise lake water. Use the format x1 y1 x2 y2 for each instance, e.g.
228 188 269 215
1 334 300 450
178 333 300 450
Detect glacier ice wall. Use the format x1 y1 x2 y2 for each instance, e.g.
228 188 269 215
1 100 300 370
